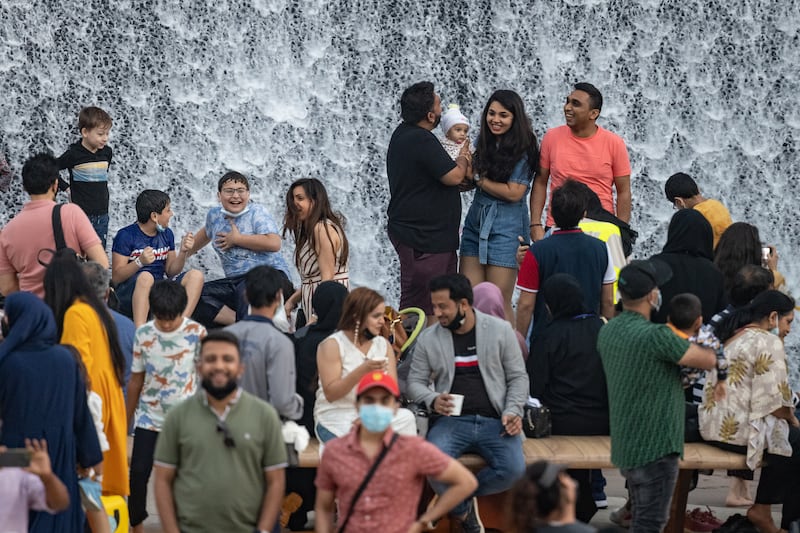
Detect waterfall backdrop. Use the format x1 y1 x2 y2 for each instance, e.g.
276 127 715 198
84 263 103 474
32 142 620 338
1 0 798 378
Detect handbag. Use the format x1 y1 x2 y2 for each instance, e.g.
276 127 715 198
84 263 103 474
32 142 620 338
337 433 398 533
523 403 551 439
37 204 86 267
381 306 409 360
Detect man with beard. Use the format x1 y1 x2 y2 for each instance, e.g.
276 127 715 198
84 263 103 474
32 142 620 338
386 81 472 318
153 330 287 533
529 83 631 241
407 273 528 532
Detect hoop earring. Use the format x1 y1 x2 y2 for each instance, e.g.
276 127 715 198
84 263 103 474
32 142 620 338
354 319 360 345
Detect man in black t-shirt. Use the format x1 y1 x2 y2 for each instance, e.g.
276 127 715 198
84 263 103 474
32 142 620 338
407 274 528 532
386 81 471 316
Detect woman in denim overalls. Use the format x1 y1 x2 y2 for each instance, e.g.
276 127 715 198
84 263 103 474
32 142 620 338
460 90 539 322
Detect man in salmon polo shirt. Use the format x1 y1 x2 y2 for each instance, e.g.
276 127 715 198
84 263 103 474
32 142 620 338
0 153 108 298
529 83 631 242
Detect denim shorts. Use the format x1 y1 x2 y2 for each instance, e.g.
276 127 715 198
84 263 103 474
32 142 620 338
460 191 530 268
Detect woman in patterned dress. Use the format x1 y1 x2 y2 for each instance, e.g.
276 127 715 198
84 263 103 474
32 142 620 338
283 178 349 325
699 290 799 532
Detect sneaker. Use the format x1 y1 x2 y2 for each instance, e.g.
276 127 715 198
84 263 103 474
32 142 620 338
609 505 632 528
454 498 485 533
594 493 609 510
591 470 608 509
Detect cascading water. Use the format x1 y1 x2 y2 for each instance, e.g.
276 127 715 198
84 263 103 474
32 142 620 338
1 0 798 381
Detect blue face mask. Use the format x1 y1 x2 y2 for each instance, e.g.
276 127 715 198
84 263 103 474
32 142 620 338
155 223 166 233
359 404 394 433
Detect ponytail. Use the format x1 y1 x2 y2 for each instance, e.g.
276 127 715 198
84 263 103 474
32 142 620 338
716 290 794 343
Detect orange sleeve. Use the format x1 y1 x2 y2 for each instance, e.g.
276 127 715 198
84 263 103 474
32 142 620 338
61 303 96 383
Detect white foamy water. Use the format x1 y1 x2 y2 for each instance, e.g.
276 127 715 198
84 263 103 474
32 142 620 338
1 0 798 381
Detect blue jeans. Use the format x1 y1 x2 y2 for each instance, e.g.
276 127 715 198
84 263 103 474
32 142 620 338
427 415 525 517
87 213 109 250
315 422 338 444
621 454 679 533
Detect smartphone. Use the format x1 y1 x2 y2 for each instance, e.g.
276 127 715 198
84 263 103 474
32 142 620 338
0 448 31 468
762 246 771 267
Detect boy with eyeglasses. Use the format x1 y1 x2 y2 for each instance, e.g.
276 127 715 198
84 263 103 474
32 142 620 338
111 189 204 326
188 171 291 328
126 281 206 533
154 330 287 533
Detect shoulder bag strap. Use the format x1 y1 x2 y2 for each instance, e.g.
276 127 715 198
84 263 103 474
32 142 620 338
51 204 67 251
337 433 398 533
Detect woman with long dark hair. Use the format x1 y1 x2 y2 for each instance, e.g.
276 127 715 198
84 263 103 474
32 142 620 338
460 89 538 321
283 177 349 324
44 249 129 500
714 222 785 295
700 290 800 532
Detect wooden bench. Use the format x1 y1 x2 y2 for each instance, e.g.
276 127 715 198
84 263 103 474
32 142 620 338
298 435 747 533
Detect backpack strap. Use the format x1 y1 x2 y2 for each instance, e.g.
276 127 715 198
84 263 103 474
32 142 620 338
52 204 67 251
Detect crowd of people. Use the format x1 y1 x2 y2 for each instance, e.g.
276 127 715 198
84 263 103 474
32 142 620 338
0 78 798 533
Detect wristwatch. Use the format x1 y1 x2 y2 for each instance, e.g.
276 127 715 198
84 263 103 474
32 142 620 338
134 257 143 268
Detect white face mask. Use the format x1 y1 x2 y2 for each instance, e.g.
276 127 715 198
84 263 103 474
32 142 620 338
769 315 780 336
651 290 662 313
220 204 251 218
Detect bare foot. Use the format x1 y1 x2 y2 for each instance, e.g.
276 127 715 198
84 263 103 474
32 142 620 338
727 494 754 507
747 504 780 533
727 477 754 507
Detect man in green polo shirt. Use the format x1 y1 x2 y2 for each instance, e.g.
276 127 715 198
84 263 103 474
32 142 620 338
597 259 716 533
153 330 287 533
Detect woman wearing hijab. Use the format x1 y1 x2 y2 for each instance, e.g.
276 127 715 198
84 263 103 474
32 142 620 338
650 209 727 324
293 280 349 433
473 281 529 359
0 292 103 533
286 281 349 530
528 274 609 523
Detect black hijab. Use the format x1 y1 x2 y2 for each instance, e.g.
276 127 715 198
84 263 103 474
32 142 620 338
661 209 714 260
651 210 726 323
293 281 348 432
541 274 590 320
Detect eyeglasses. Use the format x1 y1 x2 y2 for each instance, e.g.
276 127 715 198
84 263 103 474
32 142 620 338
221 188 249 196
216 420 236 448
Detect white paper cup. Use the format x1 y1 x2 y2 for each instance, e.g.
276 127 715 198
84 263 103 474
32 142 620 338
449 394 464 416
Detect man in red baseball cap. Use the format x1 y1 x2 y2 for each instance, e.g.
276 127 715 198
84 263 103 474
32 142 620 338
314 372 477 533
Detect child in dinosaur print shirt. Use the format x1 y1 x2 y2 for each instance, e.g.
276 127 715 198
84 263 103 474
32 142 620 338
126 281 206 531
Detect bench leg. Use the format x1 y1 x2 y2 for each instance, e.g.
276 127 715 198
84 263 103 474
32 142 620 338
663 469 693 533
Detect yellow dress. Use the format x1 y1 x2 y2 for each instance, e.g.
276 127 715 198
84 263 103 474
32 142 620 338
61 300 129 496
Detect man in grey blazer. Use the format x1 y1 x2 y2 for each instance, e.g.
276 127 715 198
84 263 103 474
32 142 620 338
407 273 529 533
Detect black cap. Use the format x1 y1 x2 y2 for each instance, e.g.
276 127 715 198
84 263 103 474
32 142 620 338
618 259 672 299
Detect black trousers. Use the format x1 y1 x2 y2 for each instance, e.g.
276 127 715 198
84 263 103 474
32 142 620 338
712 425 800 530
128 428 159 527
551 411 610 523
